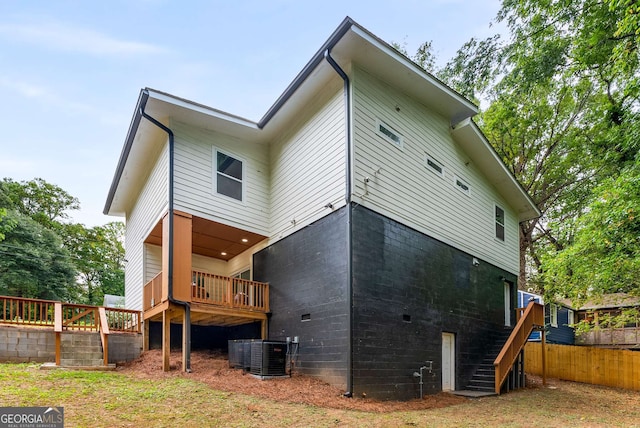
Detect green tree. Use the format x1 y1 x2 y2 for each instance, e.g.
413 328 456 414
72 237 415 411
0 178 80 230
62 222 125 305
0 177 124 304
435 0 640 290
0 210 77 300
543 160 640 310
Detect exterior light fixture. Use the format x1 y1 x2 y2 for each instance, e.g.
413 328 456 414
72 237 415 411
221 252 227 256
241 238 248 243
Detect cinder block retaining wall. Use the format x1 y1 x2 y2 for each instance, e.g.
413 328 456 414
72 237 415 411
0 326 142 364
0 326 56 362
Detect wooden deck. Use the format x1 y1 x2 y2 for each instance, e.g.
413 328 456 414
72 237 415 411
143 270 269 327
0 295 141 367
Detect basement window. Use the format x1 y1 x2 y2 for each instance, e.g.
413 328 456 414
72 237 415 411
376 119 403 149
454 176 470 196
495 204 505 242
215 149 243 201
425 155 444 177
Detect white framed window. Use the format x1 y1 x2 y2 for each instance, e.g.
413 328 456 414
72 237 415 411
425 154 444 177
567 309 575 326
454 176 470 196
214 149 244 201
550 304 558 327
495 204 505 242
375 119 403 149
233 269 251 280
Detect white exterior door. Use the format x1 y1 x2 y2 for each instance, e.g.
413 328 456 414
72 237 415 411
442 332 455 391
504 282 512 326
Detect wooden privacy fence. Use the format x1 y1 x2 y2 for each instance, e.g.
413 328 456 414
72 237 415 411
524 342 640 391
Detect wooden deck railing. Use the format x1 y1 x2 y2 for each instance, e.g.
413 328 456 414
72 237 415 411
191 270 269 312
494 301 544 394
143 272 163 311
0 295 141 333
1 295 57 326
143 270 270 313
1 295 141 367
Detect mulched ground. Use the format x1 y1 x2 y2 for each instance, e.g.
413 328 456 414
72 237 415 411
118 350 470 412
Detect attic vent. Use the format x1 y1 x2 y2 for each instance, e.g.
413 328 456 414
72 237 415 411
455 176 470 196
426 155 444 177
376 119 403 149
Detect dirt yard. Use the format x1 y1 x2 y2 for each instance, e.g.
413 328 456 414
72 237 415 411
118 350 468 412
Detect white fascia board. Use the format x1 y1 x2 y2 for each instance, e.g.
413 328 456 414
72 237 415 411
146 89 260 130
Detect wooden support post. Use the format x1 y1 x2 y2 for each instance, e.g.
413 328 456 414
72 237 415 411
143 320 150 352
162 308 171 371
261 319 268 340
541 328 547 386
54 302 62 366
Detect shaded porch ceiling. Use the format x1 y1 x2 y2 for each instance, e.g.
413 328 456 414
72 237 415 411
144 215 267 261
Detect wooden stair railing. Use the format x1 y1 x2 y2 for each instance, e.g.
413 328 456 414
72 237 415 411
493 301 544 394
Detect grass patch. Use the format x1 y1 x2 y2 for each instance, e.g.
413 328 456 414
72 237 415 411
0 363 638 427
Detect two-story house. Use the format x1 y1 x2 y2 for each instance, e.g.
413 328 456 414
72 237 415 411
104 17 539 400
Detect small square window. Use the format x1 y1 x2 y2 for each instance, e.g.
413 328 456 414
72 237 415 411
376 119 403 149
455 176 470 195
495 205 505 241
426 155 444 177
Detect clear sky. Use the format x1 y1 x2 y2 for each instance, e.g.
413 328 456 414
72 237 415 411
0 0 502 227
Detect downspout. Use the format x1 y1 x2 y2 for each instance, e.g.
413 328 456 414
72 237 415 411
139 99 192 373
324 49 353 397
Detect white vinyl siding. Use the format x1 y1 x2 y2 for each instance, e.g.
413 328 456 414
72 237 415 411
192 253 227 274
125 142 169 310
269 80 346 239
172 120 269 236
143 244 162 283
352 66 519 274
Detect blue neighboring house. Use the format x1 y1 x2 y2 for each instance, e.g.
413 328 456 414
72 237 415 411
518 290 574 345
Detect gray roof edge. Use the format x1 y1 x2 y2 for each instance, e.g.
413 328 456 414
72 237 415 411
257 16 479 128
257 16 356 128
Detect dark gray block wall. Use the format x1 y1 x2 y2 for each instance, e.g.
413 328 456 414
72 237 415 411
350 205 516 400
148 322 262 351
253 204 516 400
253 206 350 389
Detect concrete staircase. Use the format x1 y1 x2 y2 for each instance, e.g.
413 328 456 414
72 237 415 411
465 329 513 393
58 332 112 368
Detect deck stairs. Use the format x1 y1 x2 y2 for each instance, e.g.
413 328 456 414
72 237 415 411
465 329 513 393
